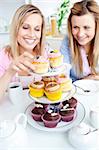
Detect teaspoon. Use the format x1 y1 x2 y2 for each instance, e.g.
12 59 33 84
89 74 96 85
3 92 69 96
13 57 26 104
74 84 90 93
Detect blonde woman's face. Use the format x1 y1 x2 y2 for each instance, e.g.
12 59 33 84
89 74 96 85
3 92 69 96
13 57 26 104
71 13 95 47
17 13 42 53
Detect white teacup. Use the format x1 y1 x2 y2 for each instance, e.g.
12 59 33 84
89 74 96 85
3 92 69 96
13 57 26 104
90 106 99 129
8 82 23 105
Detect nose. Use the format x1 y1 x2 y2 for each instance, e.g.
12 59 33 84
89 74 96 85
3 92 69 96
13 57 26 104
29 28 36 37
77 28 85 37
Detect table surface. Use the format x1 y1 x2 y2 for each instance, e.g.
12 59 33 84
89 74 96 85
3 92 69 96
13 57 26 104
0 86 99 150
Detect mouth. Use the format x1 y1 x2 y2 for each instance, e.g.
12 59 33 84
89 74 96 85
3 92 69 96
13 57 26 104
77 37 87 42
24 38 36 45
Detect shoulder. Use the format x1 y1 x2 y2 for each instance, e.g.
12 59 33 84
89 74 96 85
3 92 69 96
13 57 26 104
0 48 11 64
0 48 7 56
0 48 7 58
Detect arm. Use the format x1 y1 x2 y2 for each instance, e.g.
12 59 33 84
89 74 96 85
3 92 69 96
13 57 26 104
0 51 35 101
83 74 99 80
0 69 15 100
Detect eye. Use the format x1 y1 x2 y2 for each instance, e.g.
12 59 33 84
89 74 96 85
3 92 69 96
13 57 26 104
34 27 41 32
22 25 29 29
84 26 90 30
73 26 78 29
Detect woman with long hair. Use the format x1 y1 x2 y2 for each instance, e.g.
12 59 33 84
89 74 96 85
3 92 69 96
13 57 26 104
0 4 48 100
60 0 99 81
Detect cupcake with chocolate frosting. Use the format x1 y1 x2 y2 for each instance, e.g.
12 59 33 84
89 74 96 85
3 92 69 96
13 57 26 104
42 110 61 128
31 103 46 121
59 104 75 122
68 97 77 109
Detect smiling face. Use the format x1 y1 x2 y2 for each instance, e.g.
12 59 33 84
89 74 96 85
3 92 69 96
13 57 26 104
17 13 42 54
71 13 96 48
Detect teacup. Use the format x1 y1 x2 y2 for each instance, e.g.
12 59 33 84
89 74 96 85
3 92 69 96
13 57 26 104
8 82 23 105
90 106 99 129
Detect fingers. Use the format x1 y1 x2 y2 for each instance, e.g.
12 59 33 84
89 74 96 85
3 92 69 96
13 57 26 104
10 52 35 74
20 59 35 71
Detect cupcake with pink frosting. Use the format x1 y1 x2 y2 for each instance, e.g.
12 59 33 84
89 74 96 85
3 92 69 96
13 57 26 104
48 50 63 68
32 55 49 74
56 74 72 92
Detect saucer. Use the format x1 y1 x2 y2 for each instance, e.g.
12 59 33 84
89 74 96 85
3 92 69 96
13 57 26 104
73 79 99 95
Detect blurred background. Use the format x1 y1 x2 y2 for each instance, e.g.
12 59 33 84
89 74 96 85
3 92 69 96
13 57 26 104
0 0 99 49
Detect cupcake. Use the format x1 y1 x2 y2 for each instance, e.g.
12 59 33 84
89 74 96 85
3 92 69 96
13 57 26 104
29 81 44 97
35 102 49 111
62 100 69 107
68 97 77 109
57 74 72 92
32 55 49 74
31 103 46 121
42 76 57 85
48 50 63 68
59 105 75 122
44 82 62 101
41 110 61 128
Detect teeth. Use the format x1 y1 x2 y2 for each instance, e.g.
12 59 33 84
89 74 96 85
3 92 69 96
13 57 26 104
78 37 86 41
25 39 35 44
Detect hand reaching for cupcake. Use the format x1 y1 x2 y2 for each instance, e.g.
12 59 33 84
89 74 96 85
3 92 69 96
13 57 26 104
8 51 35 76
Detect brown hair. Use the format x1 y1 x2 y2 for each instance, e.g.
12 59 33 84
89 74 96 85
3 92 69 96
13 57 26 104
5 4 45 58
68 0 99 74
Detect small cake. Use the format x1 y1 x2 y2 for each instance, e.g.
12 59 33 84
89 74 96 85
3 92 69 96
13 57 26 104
48 50 63 68
44 82 62 101
31 103 46 121
35 102 49 111
57 74 72 92
68 97 77 109
62 100 69 107
29 81 44 97
42 76 57 85
59 105 75 122
41 110 61 128
32 55 49 74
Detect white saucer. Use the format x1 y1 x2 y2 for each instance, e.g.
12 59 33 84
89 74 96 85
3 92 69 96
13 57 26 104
73 79 99 95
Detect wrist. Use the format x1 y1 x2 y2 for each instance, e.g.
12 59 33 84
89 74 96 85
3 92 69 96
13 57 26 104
6 68 16 80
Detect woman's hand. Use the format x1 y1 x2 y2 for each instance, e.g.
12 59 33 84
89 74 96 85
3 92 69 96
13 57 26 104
83 74 99 80
8 51 35 76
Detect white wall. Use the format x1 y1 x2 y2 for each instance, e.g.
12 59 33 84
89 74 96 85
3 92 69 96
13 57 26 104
30 0 62 17
0 0 25 48
0 0 98 49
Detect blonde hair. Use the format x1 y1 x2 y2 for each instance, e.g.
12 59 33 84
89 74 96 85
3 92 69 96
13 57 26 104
5 4 45 58
67 0 99 74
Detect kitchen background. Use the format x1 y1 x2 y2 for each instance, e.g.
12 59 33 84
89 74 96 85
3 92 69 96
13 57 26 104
0 0 99 49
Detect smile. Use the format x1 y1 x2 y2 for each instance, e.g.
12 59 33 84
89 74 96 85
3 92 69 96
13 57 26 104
24 39 36 44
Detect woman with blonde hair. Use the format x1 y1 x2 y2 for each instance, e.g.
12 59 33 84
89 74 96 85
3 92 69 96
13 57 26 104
60 0 99 82
0 4 48 100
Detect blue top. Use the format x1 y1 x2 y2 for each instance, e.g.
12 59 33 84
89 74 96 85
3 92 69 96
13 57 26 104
60 36 90 82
